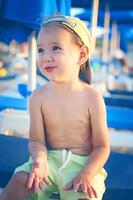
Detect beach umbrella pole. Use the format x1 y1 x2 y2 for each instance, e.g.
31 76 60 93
91 0 99 52
28 31 37 92
102 7 110 63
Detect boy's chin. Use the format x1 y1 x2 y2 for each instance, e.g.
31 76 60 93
49 77 66 83
40 72 66 83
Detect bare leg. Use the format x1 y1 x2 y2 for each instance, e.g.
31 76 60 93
0 172 31 200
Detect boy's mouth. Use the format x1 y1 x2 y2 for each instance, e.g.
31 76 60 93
45 66 56 73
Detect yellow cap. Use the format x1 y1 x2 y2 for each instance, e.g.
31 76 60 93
42 15 93 58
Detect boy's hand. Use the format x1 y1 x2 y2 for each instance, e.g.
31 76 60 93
27 157 51 193
64 171 97 198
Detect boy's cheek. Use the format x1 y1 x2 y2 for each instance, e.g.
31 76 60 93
36 58 41 67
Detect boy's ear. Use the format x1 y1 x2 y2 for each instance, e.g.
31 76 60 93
78 46 89 65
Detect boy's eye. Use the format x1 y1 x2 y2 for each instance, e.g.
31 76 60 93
52 46 61 51
38 48 44 54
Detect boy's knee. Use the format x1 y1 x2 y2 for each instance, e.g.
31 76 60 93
12 172 29 187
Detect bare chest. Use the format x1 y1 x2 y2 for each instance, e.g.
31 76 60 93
42 96 90 131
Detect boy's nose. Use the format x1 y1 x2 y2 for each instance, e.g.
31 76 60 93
42 54 53 62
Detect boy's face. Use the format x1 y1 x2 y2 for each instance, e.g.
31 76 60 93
37 24 82 83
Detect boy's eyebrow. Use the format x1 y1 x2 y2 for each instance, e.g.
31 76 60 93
37 42 63 47
52 42 62 46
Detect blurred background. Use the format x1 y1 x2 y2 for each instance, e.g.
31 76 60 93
0 1 133 199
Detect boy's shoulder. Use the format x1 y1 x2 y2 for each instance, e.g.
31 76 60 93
29 82 50 102
83 83 102 98
83 83 104 107
32 82 50 95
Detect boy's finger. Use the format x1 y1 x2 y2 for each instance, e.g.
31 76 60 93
43 177 51 186
81 184 87 194
73 183 80 192
64 182 73 190
27 173 35 189
91 186 97 198
34 176 40 193
87 185 93 198
39 181 45 191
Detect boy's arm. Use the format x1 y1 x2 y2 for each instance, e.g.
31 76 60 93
28 89 47 160
27 89 51 192
80 90 110 177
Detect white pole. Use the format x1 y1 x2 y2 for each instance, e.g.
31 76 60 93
110 22 117 54
102 7 110 92
28 31 37 92
102 7 110 63
91 0 99 52
117 31 120 49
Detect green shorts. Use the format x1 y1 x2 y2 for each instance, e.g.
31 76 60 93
15 150 107 200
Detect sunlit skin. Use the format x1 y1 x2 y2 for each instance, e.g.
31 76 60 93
27 24 110 199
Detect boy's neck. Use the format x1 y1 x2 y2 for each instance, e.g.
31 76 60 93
50 79 82 92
